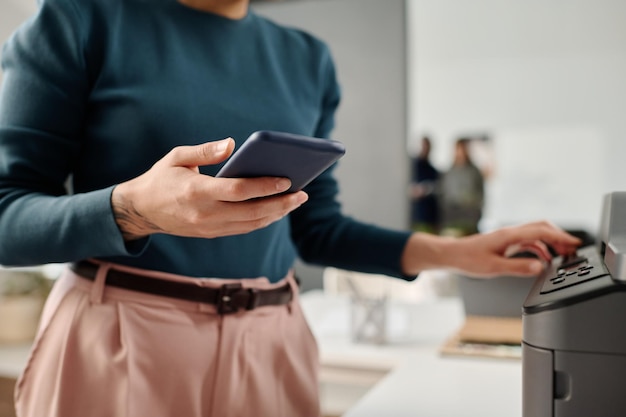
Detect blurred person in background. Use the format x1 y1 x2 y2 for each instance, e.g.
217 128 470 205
409 135 441 233
440 138 485 236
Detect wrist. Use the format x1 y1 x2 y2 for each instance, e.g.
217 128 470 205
401 232 457 276
111 182 158 241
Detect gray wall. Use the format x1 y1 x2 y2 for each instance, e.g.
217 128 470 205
0 0 34 87
253 0 410 291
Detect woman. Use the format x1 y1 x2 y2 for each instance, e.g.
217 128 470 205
440 138 485 236
0 0 580 416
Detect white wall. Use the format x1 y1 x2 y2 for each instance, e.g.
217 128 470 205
408 0 626 232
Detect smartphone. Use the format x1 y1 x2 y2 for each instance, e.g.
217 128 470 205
216 130 346 193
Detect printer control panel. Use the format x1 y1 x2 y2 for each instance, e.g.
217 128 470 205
539 245 609 294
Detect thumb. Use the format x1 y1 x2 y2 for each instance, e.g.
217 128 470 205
169 138 235 167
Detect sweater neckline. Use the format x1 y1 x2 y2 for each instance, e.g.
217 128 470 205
170 1 255 26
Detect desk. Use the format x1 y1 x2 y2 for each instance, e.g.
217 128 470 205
0 344 28 417
0 344 29 379
299 290 521 417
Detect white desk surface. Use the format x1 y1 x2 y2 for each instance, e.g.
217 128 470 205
0 342 30 379
300 290 521 417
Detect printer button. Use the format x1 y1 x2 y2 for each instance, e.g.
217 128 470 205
559 254 588 269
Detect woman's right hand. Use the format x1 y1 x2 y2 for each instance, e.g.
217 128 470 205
111 138 308 241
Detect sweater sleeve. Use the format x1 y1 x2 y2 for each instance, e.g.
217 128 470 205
289 46 414 280
0 0 147 266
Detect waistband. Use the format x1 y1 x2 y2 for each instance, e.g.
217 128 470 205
70 260 293 314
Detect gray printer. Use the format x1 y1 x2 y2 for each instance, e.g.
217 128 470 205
523 192 626 417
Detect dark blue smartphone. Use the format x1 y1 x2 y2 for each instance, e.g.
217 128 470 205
215 130 346 193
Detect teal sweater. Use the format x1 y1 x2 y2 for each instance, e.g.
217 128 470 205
0 0 412 282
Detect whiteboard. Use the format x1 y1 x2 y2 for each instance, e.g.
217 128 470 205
486 125 608 232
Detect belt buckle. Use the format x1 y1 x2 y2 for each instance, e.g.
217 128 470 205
217 283 243 314
217 283 260 314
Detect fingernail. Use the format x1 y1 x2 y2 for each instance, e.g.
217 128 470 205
529 261 543 274
294 192 308 205
276 179 291 191
215 138 231 152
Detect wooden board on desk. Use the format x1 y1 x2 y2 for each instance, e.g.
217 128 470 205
439 315 522 360
0 377 16 417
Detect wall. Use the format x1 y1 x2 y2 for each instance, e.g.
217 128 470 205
408 0 626 233
0 0 35 86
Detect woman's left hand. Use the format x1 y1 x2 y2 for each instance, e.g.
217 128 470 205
401 221 582 278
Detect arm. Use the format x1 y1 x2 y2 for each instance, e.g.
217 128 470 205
0 0 124 265
401 221 582 278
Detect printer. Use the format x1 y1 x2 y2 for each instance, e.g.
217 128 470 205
522 192 626 417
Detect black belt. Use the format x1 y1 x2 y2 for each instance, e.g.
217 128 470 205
70 260 293 314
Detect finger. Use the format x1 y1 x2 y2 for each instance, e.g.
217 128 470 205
220 192 309 221
505 240 553 262
220 215 291 236
500 222 582 251
549 241 581 256
212 192 308 234
216 177 300 202
167 138 235 167
486 257 545 278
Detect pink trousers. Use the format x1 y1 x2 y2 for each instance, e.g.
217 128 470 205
14 261 320 417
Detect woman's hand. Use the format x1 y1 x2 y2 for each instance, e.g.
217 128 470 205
401 221 582 278
111 138 308 240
